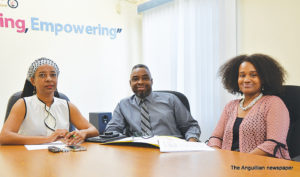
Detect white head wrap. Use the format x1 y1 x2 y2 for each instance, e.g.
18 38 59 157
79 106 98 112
26 57 60 81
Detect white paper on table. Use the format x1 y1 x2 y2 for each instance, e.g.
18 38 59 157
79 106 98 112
24 141 66 150
158 137 215 152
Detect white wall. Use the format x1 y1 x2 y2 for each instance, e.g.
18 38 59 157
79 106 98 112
238 0 300 85
0 0 143 129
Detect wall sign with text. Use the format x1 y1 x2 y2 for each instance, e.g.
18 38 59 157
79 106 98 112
0 12 123 39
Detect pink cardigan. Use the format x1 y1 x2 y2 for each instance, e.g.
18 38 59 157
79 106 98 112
208 95 290 159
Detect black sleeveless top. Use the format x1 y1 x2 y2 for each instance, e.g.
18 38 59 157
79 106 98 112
231 117 243 151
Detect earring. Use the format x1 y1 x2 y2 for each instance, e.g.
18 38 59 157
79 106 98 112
33 87 36 94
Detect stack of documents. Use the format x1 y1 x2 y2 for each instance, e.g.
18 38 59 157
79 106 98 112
101 136 215 152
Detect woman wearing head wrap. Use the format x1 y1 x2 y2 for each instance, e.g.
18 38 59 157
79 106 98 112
0 58 99 145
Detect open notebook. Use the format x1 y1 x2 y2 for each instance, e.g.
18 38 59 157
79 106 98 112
98 135 215 152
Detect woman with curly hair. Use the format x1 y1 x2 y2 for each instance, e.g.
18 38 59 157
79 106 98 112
207 53 290 159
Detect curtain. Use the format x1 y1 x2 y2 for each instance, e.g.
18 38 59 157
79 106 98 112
141 0 237 141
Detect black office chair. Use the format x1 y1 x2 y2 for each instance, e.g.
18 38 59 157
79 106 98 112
4 91 75 131
154 90 190 112
278 85 300 161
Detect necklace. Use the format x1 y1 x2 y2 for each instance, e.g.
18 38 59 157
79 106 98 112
239 93 263 111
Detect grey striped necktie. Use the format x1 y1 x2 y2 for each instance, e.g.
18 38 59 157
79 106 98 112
140 99 152 136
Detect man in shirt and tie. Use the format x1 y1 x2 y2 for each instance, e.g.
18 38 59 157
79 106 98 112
105 64 201 142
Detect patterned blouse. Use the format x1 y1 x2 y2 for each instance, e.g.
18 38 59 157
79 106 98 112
208 95 290 159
